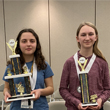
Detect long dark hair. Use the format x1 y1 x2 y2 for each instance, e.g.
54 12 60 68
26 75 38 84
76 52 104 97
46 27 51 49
8 28 47 70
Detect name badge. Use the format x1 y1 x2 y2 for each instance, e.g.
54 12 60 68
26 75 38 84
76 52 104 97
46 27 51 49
21 99 33 109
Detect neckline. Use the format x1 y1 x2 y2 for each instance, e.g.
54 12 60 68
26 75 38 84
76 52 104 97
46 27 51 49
26 60 33 64
78 50 93 59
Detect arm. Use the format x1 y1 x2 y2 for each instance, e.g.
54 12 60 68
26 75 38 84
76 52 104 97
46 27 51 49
59 60 81 108
3 81 11 103
41 76 54 95
31 62 54 100
98 62 110 105
31 76 54 100
88 61 110 110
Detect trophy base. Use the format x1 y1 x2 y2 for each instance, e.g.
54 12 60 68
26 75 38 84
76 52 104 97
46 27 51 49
82 102 98 107
7 94 35 102
9 54 20 59
5 73 32 79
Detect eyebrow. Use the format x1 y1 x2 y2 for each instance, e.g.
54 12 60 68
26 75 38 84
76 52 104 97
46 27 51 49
81 32 94 34
21 38 35 40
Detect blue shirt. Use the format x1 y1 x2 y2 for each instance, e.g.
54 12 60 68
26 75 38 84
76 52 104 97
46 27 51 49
3 61 54 110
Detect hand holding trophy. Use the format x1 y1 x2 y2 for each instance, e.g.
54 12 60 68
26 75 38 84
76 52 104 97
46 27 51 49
78 57 98 107
5 39 35 102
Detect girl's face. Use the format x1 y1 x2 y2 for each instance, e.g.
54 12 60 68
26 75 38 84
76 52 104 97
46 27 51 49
76 25 97 49
19 32 37 56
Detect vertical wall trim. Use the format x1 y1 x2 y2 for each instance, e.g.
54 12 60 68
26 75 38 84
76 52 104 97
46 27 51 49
95 0 96 26
48 0 51 66
2 0 7 62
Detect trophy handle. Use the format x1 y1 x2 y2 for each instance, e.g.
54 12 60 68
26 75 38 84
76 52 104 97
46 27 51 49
6 43 13 51
14 41 17 51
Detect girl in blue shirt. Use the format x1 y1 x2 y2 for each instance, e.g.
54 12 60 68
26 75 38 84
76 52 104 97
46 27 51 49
3 28 54 110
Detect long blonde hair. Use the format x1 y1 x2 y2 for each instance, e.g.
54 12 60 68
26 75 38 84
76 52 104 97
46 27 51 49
76 22 106 61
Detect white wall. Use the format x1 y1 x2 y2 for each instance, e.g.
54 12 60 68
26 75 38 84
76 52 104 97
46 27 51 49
50 0 95 90
0 0 6 84
96 1 110 68
4 0 49 62
0 0 110 92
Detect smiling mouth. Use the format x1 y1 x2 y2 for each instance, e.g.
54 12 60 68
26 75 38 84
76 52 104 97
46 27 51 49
85 41 90 43
84 42 91 45
26 48 32 51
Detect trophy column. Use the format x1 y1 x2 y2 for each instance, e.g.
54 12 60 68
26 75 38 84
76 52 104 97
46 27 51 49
10 55 22 96
79 73 90 104
78 57 98 106
8 79 16 96
23 66 32 94
11 56 22 75
7 68 16 96
24 77 31 94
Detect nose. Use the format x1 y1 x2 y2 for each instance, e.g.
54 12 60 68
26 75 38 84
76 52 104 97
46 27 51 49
85 35 89 40
27 41 31 46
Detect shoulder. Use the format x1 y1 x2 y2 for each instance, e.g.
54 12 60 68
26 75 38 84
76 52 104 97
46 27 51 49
45 61 50 67
44 61 52 71
63 55 75 69
64 55 75 64
95 56 108 64
3 64 12 81
44 61 54 77
6 64 12 69
95 56 108 69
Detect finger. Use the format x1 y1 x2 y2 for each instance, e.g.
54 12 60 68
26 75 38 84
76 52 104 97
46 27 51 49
31 90 36 94
6 92 11 97
89 106 98 110
81 106 88 110
30 91 33 94
8 94 11 97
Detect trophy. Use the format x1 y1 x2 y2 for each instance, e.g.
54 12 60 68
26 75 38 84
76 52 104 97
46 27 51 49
5 39 35 102
78 57 98 106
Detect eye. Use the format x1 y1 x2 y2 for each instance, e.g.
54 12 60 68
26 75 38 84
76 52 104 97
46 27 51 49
89 32 94 36
30 39 35 43
81 33 86 37
21 39 27 43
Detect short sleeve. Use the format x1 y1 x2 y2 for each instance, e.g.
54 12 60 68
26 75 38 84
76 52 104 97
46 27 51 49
2 64 12 82
44 62 54 79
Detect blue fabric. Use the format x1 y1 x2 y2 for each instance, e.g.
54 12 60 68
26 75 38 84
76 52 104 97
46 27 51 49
3 61 54 110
